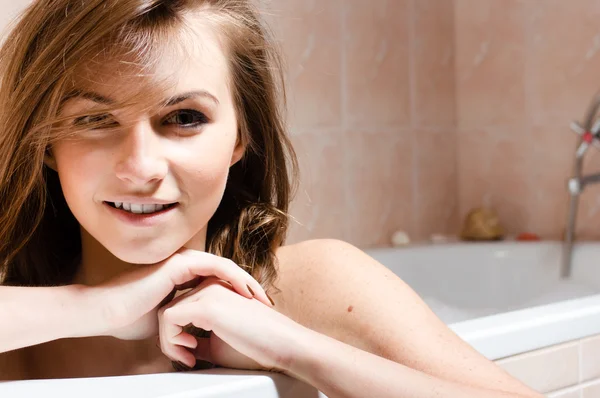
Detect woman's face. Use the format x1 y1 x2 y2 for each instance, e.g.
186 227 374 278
47 22 244 264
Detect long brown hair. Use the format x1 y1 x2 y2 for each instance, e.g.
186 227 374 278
0 0 298 293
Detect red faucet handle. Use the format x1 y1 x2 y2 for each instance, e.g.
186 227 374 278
571 121 600 152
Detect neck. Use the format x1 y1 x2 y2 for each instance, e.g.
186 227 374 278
73 226 208 286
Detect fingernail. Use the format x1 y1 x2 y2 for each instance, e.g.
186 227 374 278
266 293 275 306
246 284 255 296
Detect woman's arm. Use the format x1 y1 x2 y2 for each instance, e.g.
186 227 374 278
0 284 91 353
0 250 274 354
287 325 542 398
274 240 542 398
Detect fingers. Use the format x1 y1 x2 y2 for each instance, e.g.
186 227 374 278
160 302 213 367
166 249 273 308
162 301 212 332
171 343 197 368
171 331 198 349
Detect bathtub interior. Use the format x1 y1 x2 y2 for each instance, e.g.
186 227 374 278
366 242 600 324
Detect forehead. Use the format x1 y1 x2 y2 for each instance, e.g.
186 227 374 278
65 16 231 108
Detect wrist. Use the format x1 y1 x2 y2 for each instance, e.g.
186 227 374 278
283 324 326 380
66 284 106 338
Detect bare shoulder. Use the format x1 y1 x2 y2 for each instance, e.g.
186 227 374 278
273 239 391 347
274 239 537 396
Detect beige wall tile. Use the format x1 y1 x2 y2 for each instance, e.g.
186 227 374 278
287 132 347 244
414 129 458 240
582 380 600 398
582 336 600 381
496 342 579 393
413 0 456 128
528 0 600 127
454 0 527 128
268 0 343 132
344 130 414 247
344 0 411 129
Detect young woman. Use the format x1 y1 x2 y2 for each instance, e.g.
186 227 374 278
0 1 541 397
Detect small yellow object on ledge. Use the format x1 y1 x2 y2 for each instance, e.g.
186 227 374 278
460 208 504 241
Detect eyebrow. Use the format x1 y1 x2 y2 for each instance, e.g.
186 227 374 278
63 89 220 107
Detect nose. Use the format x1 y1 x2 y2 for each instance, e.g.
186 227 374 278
114 121 168 186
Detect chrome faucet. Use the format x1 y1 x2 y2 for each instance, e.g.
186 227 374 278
562 92 600 278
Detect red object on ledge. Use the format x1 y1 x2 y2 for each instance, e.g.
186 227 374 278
516 232 541 241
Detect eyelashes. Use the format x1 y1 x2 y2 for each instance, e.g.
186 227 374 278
163 109 209 128
72 109 210 130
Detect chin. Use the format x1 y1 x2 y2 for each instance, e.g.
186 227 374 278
108 240 180 265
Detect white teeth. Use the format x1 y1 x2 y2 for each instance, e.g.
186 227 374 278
142 204 163 214
142 204 153 214
113 202 169 214
130 204 143 214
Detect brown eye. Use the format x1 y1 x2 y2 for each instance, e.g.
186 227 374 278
164 110 208 128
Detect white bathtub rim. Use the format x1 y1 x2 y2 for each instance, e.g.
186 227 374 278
450 293 600 360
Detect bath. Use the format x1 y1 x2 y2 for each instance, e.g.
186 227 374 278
366 241 600 359
3 241 599 397
367 241 600 395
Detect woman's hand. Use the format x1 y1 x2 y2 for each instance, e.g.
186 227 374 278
157 277 305 373
83 248 273 340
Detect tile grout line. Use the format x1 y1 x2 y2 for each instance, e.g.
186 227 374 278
547 375 600 397
522 0 535 233
450 0 460 233
579 339 583 384
340 0 351 243
408 0 420 239
340 0 347 133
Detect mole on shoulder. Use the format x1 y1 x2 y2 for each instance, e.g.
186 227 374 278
347 305 353 312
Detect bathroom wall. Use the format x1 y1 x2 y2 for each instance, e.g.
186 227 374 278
269 0 458 246
455 0 600 241
282 0 600 245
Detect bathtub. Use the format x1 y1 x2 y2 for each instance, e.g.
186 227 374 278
4 241 600 397
366 241 600 360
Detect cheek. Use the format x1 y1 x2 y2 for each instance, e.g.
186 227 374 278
175 135 238 215
176 130 239 181
53 143 104 209
180 147 232 197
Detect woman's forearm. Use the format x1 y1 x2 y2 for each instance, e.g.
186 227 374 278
286 327 541 398
0 284 93 353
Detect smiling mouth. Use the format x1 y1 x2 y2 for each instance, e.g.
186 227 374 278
104 201 178 215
